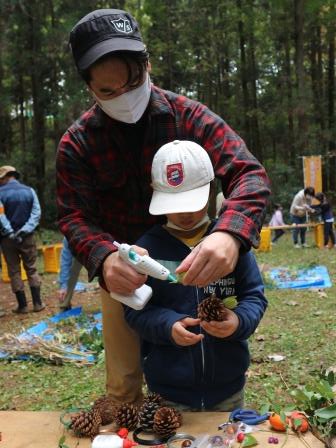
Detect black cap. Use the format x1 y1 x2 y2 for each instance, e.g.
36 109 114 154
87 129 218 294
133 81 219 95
69 9 145 71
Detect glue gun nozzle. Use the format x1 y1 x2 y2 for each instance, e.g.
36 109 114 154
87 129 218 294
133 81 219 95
168 273 178 283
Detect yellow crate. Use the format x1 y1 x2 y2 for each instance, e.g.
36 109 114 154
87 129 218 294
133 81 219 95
1 254 28 282
256 228 272 252
41 243 63 273
314 223 324 249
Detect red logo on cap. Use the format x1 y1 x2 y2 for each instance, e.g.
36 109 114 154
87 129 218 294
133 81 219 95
167 163 184 187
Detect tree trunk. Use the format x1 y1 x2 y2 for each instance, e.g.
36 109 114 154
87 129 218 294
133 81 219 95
26 4 46 216
294 0 308 155
327 14 335 190
237 0 251 149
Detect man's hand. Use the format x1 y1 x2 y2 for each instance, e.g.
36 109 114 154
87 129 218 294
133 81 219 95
200 309 239 338
176 232 241 286
58 288 67 303
171 317 204 346
103 245 148 295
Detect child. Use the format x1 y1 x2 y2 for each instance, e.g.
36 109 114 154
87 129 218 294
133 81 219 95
315 192 335 248
269 204 286 244
123 140 267 411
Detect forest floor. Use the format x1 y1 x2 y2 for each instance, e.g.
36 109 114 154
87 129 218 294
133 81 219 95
0 230 335 413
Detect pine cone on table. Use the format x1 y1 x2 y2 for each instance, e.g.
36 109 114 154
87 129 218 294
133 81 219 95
153 406 182 436
112 403 139 431
92 395 116 425
197 293 228 322
70 408 102 438
138 399 161 432
143 391 164 406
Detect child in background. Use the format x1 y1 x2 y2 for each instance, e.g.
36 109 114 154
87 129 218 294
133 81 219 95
269 204 286 244
58 237 82 310
314 192 335 248
124 140 267 411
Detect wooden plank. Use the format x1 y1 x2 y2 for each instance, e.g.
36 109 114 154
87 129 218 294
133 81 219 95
266 223 319 230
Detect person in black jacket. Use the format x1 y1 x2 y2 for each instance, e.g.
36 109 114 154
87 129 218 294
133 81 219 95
124 141 267 411
314 192 335 248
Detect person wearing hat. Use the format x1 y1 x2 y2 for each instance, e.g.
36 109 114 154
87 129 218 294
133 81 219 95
123 140 267 410
56 9 270 405
0 165 45 314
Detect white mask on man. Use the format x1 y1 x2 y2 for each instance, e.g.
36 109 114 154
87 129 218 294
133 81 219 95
92 73 151 123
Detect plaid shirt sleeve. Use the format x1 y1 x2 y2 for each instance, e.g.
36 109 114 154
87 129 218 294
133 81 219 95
172 95 271 248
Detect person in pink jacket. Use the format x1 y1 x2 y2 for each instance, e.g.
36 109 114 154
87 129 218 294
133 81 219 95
269 204 286 244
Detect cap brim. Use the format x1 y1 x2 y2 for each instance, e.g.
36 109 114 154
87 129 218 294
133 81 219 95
149 184 210 215
77 38 145 70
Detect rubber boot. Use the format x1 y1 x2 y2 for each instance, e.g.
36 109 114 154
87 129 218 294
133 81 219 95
30 286 46 312
12 290 29 314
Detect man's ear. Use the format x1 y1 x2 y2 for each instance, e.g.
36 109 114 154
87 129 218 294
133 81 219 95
147 61 152 73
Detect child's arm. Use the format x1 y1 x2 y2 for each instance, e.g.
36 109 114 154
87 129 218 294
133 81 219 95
124 304 192 345
202 251 267 341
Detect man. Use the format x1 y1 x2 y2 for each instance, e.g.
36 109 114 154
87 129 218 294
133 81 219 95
57 9 270 405
289 186 315 248
0 166 45 313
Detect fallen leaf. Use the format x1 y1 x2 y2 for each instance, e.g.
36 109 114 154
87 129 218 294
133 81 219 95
286 301 299 306
268 354 286 362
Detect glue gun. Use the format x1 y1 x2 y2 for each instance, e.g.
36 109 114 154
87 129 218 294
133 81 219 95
110 241 177 310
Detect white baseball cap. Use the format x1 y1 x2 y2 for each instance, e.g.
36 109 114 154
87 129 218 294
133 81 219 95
149 140 215 215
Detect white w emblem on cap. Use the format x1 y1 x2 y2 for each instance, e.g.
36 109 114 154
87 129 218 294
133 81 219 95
111 18 133 34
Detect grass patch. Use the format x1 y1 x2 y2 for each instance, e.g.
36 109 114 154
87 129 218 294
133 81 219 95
0 230 334 411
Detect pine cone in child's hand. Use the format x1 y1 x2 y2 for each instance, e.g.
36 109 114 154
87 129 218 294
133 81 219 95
198 294 228 322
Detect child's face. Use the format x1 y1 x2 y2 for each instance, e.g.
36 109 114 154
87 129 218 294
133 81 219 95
166 204 208 230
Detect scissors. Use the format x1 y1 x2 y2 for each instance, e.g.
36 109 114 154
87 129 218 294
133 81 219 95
218 408 270 429
229 408 270 425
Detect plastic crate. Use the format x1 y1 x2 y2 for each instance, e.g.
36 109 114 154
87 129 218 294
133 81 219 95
41 243 63 273
1 254 28 282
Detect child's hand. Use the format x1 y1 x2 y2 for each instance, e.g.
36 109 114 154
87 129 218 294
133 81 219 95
200 309 239 338
172 317 204 346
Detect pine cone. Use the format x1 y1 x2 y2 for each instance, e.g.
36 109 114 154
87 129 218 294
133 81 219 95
138 400 161 432
112 403 138 431
93 395 116 425
197 294 228 322
143 392 163 406
153 406 182 436
70 408 102 438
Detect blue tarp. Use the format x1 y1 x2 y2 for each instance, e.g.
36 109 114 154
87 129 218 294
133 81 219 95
267 265 332 289
0 307 102 362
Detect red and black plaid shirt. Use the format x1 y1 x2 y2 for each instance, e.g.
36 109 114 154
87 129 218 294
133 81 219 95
56 85 270 280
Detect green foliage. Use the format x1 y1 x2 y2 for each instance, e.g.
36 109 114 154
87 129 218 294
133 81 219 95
291 369 336 437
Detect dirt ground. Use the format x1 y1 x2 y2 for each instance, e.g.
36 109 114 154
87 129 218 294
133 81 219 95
0 271 101 336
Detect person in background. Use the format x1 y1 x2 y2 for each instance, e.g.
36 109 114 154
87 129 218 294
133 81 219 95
269 203 286 244
314 192 335 248
289 186 315 248
124 140 267 410
58 237 82 310
57 8 270 406
0 198 14 317
0 166 45 313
